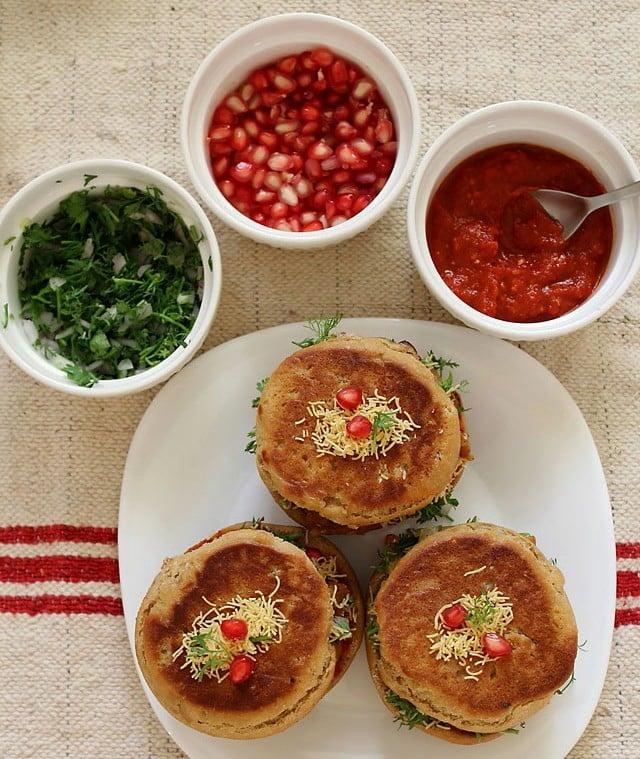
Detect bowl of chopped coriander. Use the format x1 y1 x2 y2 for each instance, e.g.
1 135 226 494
0 159 222 396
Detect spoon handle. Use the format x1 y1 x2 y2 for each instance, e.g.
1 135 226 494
587 178 640 211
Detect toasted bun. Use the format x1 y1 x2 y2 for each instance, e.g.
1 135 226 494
135 526 351 739
367 522 578 738
256 336 469 533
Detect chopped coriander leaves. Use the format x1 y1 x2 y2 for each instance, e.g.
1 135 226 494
414 492 458 523
384 689 439 730
292 313 343 348
17 184 205 385
1 304 10 329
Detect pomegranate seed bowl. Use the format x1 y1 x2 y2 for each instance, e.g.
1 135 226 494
407 100 640 340
182 13 420 249
0 159 222 397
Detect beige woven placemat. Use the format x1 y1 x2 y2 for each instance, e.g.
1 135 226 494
1 1 639 756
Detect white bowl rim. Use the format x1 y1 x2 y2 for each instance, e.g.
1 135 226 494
407 99 640 340
0 158 222 396
181 12 421 249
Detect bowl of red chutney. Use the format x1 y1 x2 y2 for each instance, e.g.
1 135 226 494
408 100 640 340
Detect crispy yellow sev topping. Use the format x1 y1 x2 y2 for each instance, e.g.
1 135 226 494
426 587 513 681
305 390 420 460
173 576 288 682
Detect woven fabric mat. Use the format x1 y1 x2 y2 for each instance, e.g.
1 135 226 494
1 1 639 756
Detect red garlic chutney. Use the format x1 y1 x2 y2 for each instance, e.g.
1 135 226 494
207 48 397 232
426 143 613 322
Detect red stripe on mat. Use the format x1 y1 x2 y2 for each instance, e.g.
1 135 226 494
617 543 640 559
0 525 117 545
0 555 119 584
0 595 123 615
615 607 640 626
617 570 640 598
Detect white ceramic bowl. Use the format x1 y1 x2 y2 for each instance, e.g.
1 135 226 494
408 101 640 340
0 159 222 396
182 12 420 249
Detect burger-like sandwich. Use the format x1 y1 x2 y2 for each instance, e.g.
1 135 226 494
365 521 578 744
254 322 471 534
135 521 364 739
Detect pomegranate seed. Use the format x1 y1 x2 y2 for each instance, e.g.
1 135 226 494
279 184 299 206
300 120 320 136
251 144 270 165
311 76 328 93
305 158 324 180
264 171 283 191
332 168 352 184
336 142 359 165
277 55 298 75
267 152 294 171
273 72 297 93
335 193 354 212
300 103 320 121
230 161 254 182
324 199 338 220
273 219 292 231
374 156 394 175
251 168 266 189
294 177 313 198
229 655 255 684
226 93 247 113
313 188 332 209
346 415 372 438
275 119 300 134
251 70 269 90
355 171 377 186
373 176 388 192
293 134 315 151
247 92 262 110
351 137 375 156
329 215 348 226
380 140 398 156
261 89 285 107
270 202 288 219
321 156 340 172
212 156 230 178
220 617 248 640
240 82 255 103
334 121 358 140
441 604 467 629
210 142 233 156
218 180 235 199
336 386 363 410
328 59 348 88
231 127 249 151
352 77 376 100
375 117 394 143
212 105 235 125
305 545 324 559
351 193 372 214
255 189 276 204
302 220 324 231
208 125 232 142
308 140 334 160
482 632 513 658
353 107 372 128
310 47 334 67
257 130 279 150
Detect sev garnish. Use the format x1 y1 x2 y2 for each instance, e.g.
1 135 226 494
173 576 288 682
427 587 513 680
304 390 420 460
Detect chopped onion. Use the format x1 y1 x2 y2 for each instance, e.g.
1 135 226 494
49 276 66 291
137 264 152 277
176 292 195 305
55 326 75 340
112 252 126 274
82 238 94 259
117 358 134 375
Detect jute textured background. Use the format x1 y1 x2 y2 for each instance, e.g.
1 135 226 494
1 1 639 756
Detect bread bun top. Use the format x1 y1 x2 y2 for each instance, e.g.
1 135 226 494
370 522 578 735
256 336 463 529
135 527 337 739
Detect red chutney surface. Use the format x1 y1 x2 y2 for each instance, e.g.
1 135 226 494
426 143 613 322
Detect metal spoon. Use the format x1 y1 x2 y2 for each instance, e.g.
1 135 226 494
532 179 640 239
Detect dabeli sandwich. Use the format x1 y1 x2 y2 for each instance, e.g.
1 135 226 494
135 521 364 739
365 521 578 744
253 318 471 534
